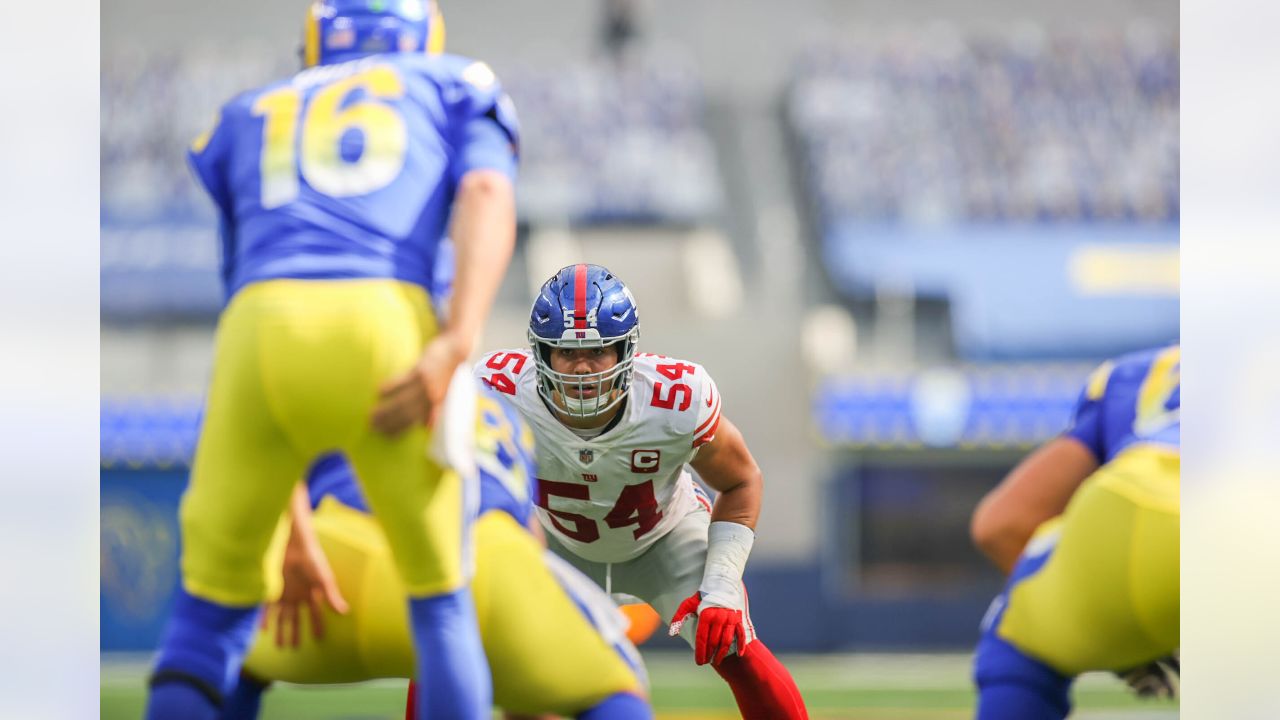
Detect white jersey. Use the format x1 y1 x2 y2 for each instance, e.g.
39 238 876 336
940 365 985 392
474 350 723 563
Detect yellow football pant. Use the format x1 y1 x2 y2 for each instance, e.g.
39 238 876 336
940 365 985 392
180 279 464 606
243 502 644 715
998 443 1180 675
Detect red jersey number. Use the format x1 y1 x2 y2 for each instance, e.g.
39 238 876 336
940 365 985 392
656 362 695 381
536 480 599 543
651 382 692 411
485 352 527 396
651 362 694 410
537 479 664 543
604 481 664 539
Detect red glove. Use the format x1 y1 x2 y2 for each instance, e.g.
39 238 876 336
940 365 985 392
668 592 750 666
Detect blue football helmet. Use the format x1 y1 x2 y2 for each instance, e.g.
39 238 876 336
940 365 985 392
303 0 446 68
528 264 640 419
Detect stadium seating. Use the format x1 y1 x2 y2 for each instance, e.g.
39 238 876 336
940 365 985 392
101 396 203 469
503 54 721 224
787 30 1179 360
100 48 721 320
813 364 1088 449
788 29 1178 226
100 48 720 227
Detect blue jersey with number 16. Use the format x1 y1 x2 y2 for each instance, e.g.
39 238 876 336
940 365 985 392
188 52 519 302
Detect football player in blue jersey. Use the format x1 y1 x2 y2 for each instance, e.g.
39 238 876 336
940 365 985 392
144 2 519 718
220 385 652 720
970 345 1180 718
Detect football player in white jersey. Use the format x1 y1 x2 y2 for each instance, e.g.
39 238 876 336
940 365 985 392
476 264 808 720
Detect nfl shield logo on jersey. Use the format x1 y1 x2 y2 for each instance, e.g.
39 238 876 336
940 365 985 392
579 448 595 464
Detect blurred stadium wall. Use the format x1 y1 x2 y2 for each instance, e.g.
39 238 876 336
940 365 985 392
102 0 1177 652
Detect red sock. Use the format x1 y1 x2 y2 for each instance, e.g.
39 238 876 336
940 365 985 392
712 639 809 720
404 680 417 720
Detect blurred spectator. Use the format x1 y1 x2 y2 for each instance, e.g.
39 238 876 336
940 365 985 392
788 26 1179 227
601 0 644 61
101 44 720 226
101 46 293 223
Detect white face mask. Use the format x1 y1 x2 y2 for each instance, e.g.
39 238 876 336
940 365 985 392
528 330 639 420
546 362 629 418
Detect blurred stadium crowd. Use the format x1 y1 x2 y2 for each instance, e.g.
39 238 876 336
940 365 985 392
791 28 1178 225
103 49 720 225
104 30 1176 228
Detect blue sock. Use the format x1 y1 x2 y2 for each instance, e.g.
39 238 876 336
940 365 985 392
145 588 261 720
221 673 269 720
977 681 1071 720
972 552 1074 720
577 691 652 720
408 589 491 720
973 629 1072 720
146 683 220 720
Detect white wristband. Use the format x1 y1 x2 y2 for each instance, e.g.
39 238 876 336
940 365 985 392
699 521 755 608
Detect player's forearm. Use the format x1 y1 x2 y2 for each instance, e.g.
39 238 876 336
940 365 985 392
444 169 517 357
709 477 761 531
972 489 1060 574
970 437 1099 574
969 512 1029 575
285 483 320 558
697 469 762 606
700 501 758 606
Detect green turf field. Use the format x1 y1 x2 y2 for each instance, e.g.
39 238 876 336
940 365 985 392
103 651 1178 719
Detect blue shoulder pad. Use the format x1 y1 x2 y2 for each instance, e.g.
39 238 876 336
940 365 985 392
1062 360 1113 462
186 88 261 217
415 54 521 180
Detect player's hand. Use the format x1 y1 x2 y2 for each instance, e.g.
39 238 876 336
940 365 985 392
668 591 750 666
1116 653 1179 699
371 333 468 436
266 537 349 648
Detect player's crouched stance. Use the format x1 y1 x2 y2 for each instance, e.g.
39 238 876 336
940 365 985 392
476 265 809 719
223 385 651 720
970 348 1180 719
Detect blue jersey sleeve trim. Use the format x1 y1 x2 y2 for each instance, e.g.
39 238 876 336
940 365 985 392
439 59 520 183
187 108 234 217
1061 387 1104 462
1061 360 1114 462
216 215 237 304
453 110 519 181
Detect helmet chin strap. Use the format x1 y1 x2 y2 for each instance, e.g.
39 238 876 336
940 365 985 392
553 386 624 422
555 390 589 416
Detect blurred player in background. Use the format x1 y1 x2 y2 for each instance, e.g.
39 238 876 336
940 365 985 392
970 345 1180 718
144 1 519 717
223 385 652 720
476 264 809 720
